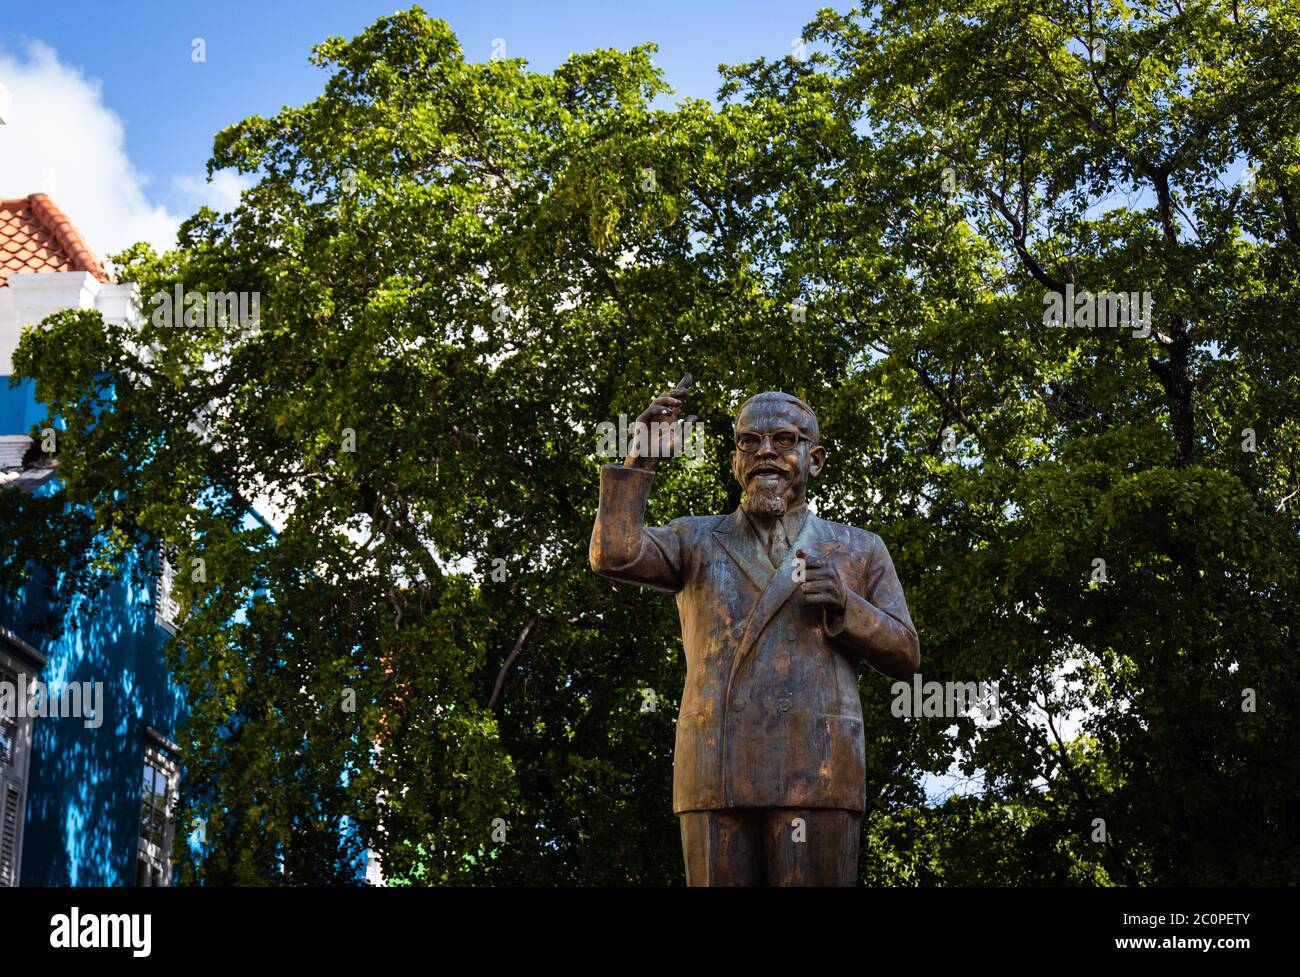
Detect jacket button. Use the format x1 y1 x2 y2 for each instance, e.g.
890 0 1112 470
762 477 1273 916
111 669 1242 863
732 626 743 638
784 629 796 641
735 699 747 711
777 698 791 713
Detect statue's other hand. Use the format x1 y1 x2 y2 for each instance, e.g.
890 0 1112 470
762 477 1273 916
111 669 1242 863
796 548 847 611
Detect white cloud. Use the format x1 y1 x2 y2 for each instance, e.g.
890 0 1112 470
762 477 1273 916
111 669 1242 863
173 169 256 214
0 40 181 260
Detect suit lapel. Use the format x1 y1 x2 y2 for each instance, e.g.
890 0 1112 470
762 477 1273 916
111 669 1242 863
711 508 773 592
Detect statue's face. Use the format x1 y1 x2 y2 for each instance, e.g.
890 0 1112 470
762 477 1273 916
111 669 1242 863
730 401 827 516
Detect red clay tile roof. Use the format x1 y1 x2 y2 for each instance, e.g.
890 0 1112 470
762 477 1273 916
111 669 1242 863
0 193 114 288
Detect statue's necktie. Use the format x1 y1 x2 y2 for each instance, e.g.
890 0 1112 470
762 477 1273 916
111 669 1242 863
768 519 790 568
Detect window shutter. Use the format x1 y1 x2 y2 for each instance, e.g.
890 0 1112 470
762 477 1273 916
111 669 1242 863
0 653 35 886
155 546 179 632
0 781 21 886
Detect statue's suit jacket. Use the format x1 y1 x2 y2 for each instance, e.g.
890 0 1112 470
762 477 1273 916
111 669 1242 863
589 464 919 814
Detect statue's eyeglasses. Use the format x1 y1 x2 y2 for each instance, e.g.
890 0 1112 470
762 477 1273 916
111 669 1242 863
734 431 813 453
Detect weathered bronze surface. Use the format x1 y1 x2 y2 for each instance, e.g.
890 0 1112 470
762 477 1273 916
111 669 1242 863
589 376 921 886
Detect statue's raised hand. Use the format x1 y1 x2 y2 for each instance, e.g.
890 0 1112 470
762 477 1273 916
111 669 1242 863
624 373 696 470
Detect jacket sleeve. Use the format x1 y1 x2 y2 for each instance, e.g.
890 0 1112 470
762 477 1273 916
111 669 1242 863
588 464 689 594
823 534 920 679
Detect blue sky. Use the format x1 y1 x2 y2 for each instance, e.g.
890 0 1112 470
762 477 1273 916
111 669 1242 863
1 0 829 245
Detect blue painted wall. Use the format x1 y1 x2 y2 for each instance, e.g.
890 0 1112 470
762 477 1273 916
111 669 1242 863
0 379 43 437
4 538 185 885
1 373 186 886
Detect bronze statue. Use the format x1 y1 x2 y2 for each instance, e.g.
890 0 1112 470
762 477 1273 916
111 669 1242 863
589 375 920 886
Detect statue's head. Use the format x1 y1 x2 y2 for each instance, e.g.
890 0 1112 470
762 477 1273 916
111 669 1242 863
730 391 827 517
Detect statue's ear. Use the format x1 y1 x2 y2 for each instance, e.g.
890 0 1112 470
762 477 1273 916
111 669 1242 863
808 444 828 478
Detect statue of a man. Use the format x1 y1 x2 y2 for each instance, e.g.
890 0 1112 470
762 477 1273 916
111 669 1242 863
589 375 920 886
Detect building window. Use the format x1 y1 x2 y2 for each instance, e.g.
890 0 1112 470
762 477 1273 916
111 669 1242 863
136 745 179 887
154 546 179 634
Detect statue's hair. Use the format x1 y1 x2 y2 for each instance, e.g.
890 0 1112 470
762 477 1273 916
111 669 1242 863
734 391 820 443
